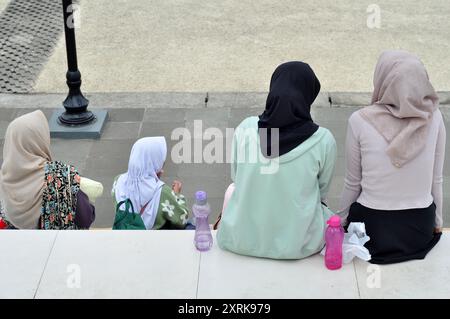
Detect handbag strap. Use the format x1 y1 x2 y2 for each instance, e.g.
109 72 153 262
116 199 135 214
116 199 151 216
140 201 150 215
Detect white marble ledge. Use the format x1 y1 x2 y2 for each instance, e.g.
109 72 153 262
0 230 448 299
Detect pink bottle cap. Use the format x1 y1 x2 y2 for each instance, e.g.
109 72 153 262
327 215 341 227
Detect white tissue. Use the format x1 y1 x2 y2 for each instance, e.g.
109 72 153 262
321 222 371 264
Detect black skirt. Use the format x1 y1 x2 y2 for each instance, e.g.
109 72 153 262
348 202 441 265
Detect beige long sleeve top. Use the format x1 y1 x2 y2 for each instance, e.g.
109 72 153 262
339 109 446 228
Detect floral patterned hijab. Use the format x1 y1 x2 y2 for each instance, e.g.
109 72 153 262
40 161 80 230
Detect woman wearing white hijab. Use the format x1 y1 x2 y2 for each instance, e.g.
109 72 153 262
339 51 446 264
112 137 190 230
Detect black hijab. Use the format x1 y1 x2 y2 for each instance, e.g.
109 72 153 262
258 61 320 157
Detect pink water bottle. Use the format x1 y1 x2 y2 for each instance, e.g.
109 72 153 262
325 215 344 270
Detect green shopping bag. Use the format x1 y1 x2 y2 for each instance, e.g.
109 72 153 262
112 199 146 230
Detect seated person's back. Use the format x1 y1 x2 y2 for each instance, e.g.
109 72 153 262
0 110 99 229
112 137 190 230
217 61 337 259
339 50 446 264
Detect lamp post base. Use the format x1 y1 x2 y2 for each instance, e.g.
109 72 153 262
58 110 96 126
50 109 108 139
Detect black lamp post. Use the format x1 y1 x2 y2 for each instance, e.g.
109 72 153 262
58 0 95 126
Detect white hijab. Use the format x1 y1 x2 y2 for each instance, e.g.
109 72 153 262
113 137 167 229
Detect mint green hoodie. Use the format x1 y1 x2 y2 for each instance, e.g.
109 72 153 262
217 116 337 259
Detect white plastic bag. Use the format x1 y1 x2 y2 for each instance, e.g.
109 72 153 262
321 222 371 264
342 223 371 263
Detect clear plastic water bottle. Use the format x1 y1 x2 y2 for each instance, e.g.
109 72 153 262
193 191 213 251
325 215 344 270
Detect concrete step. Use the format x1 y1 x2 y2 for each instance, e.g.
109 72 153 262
1 93 449 227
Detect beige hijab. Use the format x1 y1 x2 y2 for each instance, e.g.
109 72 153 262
0 110 52 229
360 50 439 167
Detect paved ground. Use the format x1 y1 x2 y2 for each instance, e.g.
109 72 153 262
0 0 449 93
0 0 63 92
1 92 449 228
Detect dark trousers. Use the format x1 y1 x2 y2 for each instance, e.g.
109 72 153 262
348 202 441 264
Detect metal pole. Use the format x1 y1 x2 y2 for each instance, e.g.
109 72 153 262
58 0 95 126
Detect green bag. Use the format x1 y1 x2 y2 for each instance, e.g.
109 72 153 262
112 199 146 230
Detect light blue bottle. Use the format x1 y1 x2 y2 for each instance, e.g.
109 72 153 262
193 191 213 251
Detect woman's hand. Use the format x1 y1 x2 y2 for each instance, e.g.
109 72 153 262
434 227 442 234
172 180 182 193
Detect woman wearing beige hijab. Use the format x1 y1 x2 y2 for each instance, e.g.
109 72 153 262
339 51 446 264
0 110 100 229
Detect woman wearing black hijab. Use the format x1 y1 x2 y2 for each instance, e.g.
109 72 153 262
259 61 321 157
216 62 338 259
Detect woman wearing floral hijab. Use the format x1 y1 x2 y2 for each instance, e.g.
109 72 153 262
112 137 190 230
0 110 97 229
339 51 446 264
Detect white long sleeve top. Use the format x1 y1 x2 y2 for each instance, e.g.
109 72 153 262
339 109 446 228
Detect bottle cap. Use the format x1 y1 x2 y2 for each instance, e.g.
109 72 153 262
327 215 341 227
195 191 207 205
